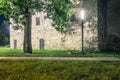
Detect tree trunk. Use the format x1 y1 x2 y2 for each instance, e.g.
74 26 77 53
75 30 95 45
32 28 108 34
23 13 32 53
97 0 107 52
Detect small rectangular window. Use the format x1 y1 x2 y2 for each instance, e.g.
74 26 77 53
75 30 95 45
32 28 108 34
70 14 76 22
36 17 40 25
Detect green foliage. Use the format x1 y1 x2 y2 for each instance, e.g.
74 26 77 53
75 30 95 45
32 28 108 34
45 0 73 33
0 0 44 30
0 30 9 46
0 0 4 8
0 0 11 18
1 0 73 33
107 33 120 51
0 0 74 53
0 60 120 80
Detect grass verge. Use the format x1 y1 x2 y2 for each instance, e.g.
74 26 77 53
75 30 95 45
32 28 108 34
0 60 120 80
0 47 120 57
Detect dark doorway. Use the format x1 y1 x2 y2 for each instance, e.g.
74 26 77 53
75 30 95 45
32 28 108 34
40 39 44 50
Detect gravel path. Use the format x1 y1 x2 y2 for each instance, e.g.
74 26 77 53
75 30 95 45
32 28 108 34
0 57 120 61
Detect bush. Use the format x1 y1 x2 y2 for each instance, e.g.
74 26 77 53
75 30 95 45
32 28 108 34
0 30 9 46
107 33 120 52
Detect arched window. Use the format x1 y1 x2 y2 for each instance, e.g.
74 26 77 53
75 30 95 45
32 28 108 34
39 39 45 50
14 40 17 49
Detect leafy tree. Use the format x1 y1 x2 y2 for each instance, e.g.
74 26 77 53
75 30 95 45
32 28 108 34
0 0 72 53
45 0 72 33
0 15 9 46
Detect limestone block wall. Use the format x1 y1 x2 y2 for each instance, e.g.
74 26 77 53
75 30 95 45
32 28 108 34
10 0 98 50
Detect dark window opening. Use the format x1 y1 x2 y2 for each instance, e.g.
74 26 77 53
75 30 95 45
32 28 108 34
36 17 40 25
14 40 17 49
70 14 76 22
40 39 45 50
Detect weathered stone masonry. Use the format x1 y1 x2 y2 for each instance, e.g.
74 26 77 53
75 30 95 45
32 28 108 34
10 0 98 50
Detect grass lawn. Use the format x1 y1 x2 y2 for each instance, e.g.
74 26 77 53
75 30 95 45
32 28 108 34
0 60 120 80
0 47 120 57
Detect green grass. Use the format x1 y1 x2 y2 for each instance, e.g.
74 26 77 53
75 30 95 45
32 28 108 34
0 47 120 57
0 60 120 80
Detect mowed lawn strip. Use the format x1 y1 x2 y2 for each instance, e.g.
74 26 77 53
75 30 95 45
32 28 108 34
0 60 120 80
0 47 120 57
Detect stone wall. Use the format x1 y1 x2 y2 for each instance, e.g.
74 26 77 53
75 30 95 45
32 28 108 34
10 0 98 51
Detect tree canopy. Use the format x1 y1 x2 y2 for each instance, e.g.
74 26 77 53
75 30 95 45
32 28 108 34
1 0 72 31
0 0 73 53
45 0 72 33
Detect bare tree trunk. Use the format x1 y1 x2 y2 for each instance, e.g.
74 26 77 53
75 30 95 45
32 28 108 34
97 0 107 52
23 13 32 53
